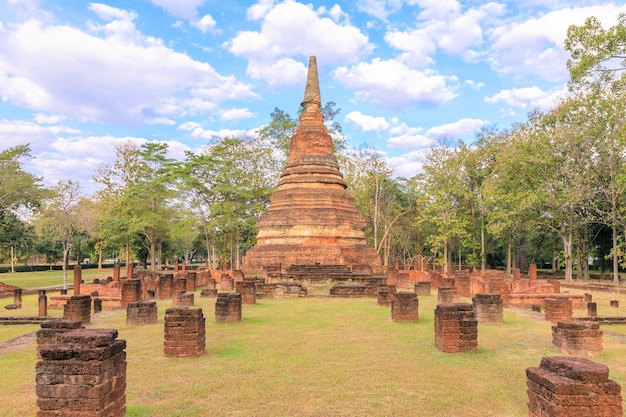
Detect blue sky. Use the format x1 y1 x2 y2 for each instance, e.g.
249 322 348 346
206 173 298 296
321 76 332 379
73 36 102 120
1 0 625 195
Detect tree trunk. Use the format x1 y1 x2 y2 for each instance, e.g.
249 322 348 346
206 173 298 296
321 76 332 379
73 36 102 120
150 236 156 272
613 223 619 285
63 246 69 290
443 240 448 274
10 245 15 273
481 224 486 271
97 241 103 270
562 224 573 281
506 235 512 274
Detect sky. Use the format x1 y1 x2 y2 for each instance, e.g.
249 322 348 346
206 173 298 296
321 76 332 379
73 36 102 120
1 0 625 195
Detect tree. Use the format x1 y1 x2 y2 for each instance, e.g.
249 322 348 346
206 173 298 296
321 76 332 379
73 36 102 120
0 211 35 272
565 13 626 90
0 144 47 213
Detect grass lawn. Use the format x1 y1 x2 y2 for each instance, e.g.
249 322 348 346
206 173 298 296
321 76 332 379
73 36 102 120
0 267 128 289
1 291 626 417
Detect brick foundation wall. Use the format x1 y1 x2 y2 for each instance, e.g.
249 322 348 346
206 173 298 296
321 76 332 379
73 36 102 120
36 328 127 417
163 307 206 357
552 321 603 356
434 303 477 353
126 301 158 325
377 285 394 306
201 288 218 298
472 293 504 323
237 280 256 305
392 292 419 322
329 284 376 298
63 295 91 325
215 293 242 323
527 356 622 417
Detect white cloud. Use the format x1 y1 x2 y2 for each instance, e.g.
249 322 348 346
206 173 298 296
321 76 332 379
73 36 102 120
0 12 256 127
149 0 205 20
225 0 372 84
388 134 434 149
33 113 67 124
0 119 58 151
191 14 219 33
484 86 567 110
247 0 275 21
345 111 390 132
465 80 485 90
333 58 458 108
426 118 488 139
246 57 306 87
488 5 626 82
356 0 404 20
220 108 256 122
386 149 426 178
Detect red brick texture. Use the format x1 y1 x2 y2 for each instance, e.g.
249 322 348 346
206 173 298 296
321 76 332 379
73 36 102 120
163 308 206 357
434 303 478 353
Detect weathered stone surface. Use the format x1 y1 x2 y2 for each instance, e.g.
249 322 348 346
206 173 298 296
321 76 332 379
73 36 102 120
414 281 431 296
242 56 380 274
545 298 573 323
236 280 256 304
438 287 459 303
121 279 142 308
330 284 376 298
36 328 126 417
527 356 622 417
63 295 91 325
377 285 395 306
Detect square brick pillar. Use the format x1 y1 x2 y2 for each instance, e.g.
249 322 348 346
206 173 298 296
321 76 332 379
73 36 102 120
434 303 477 353
527 356 622 417
472 293 503 323
437 286 459 303
206 278 216 290
36 328 127 417
201 288 218 298
215 293 242 323
181 261 186 274
126 301 158 325
377 285 392 306
238 280 256 305
127 263 134 279
164 307 205 357
529 263 537 281
63 295 92 325
121 279 142 307
113 264 120 281
174 292 194 307
233 269 244 283
38 290 47 317
587 302 597 317
414 281 431 296
513 268 521 281
73 265 82 295
13 288 22 308
185 272 197 292
386 267 398 286
157 273 174 299
552 321 603 356
391 292 419 322
174 262 179 273
545 297 573 323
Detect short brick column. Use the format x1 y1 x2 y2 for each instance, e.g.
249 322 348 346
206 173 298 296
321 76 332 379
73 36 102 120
215 293 242 323
13 288 22 308
113 264 121 281
238 280 256 305
173 278 187 297
157 273 173 299
529 263 537 281
36 320 83 357
121 279 142 307
587 302 597 317
38 290 47 317
164 307 205 357
391 292 419 322
201 288 218 298
610 300 619 308
220 274 234 291
185 272 197 292
434 303 477 353
438 286 459 303
526 356 622 417
206 278 216 290
414 281 431 296
545 297 573 323
552 321 603 356
472 293 503 323
174 292 194 307
93 298 102 313
377 285 393 306
126 301 158 325
36 328 127 417
63 295 91 325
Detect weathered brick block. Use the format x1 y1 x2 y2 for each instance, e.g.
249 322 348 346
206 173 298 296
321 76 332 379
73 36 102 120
552 321 603 356
438 287 459 303
545 297 573 323
527 356 622 417
164 308 205 357
63 295 91 325
434 303 477 353
126 301 158 325
215 293 242 323
121 279 142 307
392 292 419 321
414 281 431 296
472 293 503 323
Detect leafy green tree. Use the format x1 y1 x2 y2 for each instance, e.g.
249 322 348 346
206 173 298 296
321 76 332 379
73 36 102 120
0 144 47 213
0 211 35 272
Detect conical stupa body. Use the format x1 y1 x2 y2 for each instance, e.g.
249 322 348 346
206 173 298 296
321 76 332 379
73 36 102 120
242 57 381 274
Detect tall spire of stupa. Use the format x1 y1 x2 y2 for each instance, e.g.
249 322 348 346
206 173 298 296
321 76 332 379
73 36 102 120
301 56 321 112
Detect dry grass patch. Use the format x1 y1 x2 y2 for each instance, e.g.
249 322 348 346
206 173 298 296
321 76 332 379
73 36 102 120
1 293 625 416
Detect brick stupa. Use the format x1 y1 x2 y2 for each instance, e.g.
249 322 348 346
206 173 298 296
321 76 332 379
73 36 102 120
242 56 381 274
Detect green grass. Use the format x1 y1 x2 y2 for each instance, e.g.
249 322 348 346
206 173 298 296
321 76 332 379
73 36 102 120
1 292 626 416
0 267 127 289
